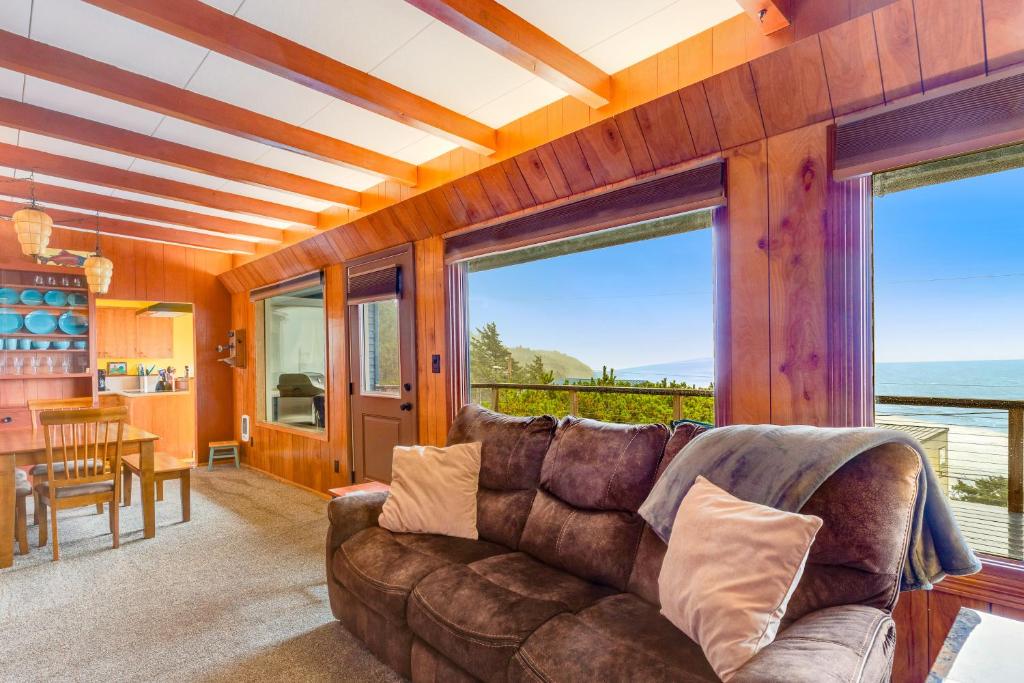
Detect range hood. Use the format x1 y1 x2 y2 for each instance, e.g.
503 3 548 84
136 302 191 318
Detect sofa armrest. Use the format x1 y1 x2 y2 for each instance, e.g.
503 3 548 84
326 491 389 557
730 605 896 683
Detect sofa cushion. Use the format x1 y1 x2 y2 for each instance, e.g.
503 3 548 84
333 527 511 624
519 417 668 590
446 404 558 548
628 422 710 605
509 593 719 683
407 551 615 682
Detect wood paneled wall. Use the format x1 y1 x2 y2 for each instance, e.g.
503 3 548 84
218 2 1024 681
0 226 233 462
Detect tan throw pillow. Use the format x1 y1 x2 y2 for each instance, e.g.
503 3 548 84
658 476 823 681
378 443 482 539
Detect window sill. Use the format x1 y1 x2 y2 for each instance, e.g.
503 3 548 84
255 420 328 442
935 554 1024 611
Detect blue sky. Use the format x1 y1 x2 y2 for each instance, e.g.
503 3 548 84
468 165 1024 370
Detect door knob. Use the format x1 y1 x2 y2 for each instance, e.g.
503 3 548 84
400 402 413 411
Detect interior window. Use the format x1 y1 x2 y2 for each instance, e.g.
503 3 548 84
873 144 1024 561
261 284 327 432
462 211 715 425
359 298 401 396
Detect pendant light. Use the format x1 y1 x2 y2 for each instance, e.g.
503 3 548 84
83 213 113 294
11 178 52 256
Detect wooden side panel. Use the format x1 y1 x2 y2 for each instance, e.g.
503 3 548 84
983 0 1024 71
703 65 766 149
892 591 930 683
415 237 448 446
767 122 830 426
914 0 986 90
633 92 696 168
873 0 924 102
749 36 834 135
576 118 635 185
715 140 771 425
819 14 885 115
678 84 722 156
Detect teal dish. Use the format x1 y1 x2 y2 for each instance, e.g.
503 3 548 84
67 293 88 307
0 288 18 305
0 309 22 334
19 289 43 306
25 310 58 335
44 290 68 307
52 340 71 350
72 340 86 349
31 340 51 350
58 312 88 335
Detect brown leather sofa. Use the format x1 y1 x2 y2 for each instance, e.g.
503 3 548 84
327 404 921 682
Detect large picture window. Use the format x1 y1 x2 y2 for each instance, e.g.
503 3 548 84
260 282 327 433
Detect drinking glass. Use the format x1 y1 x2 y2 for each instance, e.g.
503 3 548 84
12 357 23 375
0 356 6 375
45 356 54 374
28 356 39 375
61 358 71 374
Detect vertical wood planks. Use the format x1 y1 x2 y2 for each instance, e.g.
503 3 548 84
982 0 1024 71
873 0 925 102
414 237 449 446
749 36 834 136
819 14 886 115
914 0 986 90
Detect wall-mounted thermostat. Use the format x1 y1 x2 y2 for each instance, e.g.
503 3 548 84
241 414 251 443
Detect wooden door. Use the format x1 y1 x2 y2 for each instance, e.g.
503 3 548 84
347 246 417 483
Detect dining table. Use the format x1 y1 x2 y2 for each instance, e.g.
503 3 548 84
0 424 159 568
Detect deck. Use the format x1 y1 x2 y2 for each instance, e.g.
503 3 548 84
951 499 1024 561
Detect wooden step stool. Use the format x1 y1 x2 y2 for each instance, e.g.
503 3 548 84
207 440 240 470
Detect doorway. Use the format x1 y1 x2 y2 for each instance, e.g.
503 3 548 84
347 246 417 483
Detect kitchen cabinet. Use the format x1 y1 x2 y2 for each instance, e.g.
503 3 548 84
96 308 172 359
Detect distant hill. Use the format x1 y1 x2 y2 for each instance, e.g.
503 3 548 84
510 346 593 381
614 357 715 387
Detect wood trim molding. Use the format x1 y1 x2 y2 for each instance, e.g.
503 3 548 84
0 28 415 185
406 0 612 108
0 142 319 227
84 0 496 156
936 557 1024 611
736 1 791 35
0 96 361 207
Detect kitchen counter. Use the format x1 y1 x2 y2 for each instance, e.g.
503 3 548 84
99 389 196 460
100 388 193 397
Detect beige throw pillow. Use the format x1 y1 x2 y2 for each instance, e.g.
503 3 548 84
378 443 482 540
658 476 823 681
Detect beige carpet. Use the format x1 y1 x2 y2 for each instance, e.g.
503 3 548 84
0 466 402 683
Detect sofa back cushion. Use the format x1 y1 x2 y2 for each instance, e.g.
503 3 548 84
519 416 669 590
628 428 923 620
446 404 557 548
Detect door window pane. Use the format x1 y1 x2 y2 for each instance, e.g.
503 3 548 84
262 284 326 432
360 299 400 396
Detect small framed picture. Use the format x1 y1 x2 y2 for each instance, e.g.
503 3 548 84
107 361 128 376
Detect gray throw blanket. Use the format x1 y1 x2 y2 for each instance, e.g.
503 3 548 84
638 425 981 591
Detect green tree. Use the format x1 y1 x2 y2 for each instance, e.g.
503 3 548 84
951 475 1008 507
522 355 554 385
470 322 521 383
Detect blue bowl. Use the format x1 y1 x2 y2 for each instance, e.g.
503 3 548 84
43 290 68 307
19 289 43 306
67 293 88 307
51 340 71 350
72 340 87 350
0 288 18 305
25 310 58 335
0 308 23 334
58 312 88 335
31 340 51 350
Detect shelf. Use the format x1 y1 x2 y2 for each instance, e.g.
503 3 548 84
0 304 88 313
0 349 88 353
0 373 92 380
0 284 88 293
0 332 88 338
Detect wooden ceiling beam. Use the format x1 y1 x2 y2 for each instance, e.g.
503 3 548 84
0 203 255 253
405 0 612 108
735 1 791 35
0 142 318 226
0 178 282 242
0 97 361 207
0 29 416 186
83 0 498 155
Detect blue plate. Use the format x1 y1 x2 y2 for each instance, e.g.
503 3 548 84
0 308 23 334
25 310 58 335
44 290 68 307
72 340 86 349
58 312 88 335
0 288 18 305
19 289 43 306
67 293 88 307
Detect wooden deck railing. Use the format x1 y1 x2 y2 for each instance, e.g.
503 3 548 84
471 383 1024 515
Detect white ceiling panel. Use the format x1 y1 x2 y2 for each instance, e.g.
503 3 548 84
106 189 292 229
0 67 25 102
254 148 383 192
371 20 536 117
149 116 271 162
303 99 436 156
0 125 19 146
581 1 744 73
186 51 335 125
470 78 566 129
0 0 31 35
125 158 234 190
214 179 333 213
23 76 164 134
229 0 433 73
32 172 118 196
19 131 136 169
392 136 459 166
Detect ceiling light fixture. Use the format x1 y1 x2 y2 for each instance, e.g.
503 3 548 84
11 174 52 257
84 212 113 295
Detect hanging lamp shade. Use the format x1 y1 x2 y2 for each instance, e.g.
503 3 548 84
12 206 53 256
84 252 113 294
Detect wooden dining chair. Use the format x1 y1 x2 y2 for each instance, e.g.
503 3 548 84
35 406 128 561
27 397 99 522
